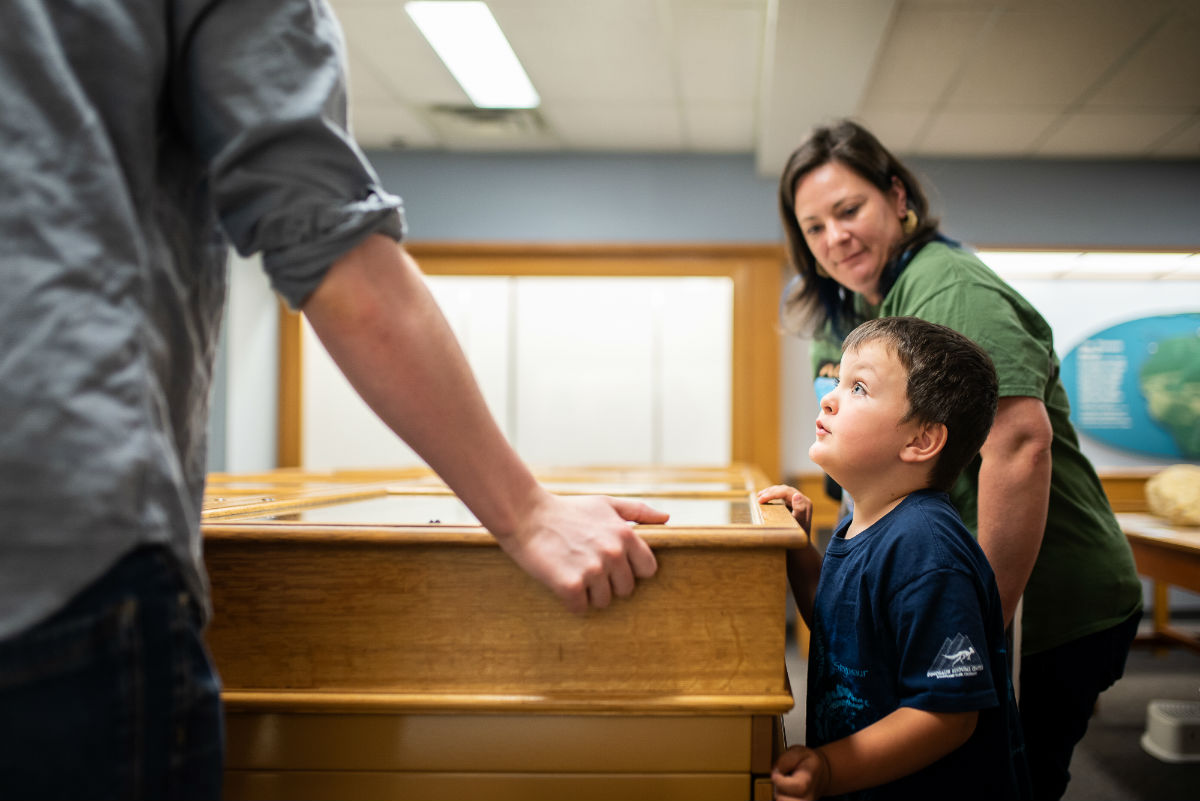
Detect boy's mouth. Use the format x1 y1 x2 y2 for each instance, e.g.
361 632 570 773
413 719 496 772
815 420 830 436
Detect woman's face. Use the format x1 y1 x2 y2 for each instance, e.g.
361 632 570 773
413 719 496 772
792 161 908 304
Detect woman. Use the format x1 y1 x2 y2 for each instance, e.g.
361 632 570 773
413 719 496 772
778 119 1142 801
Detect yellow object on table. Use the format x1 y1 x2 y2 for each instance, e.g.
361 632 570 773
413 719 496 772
1145 464 1200 526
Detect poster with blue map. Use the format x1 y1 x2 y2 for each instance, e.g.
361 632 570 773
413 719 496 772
1060 313 1200 459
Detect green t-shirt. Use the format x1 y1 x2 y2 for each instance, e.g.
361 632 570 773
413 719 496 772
812 242 1143 655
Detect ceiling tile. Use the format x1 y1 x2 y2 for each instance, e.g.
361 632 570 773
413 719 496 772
344 51 401 103
494 1 677 103
327 0 1200 162
756 0 896 176
349 103 441 150
1084 9 1200 110
1151 116 1200 158
861 3 993 108
945 2 1163 109
673 3 765 103
917 110 1060 155
853 109 931 154
1036 112 1194 157
683 104 756 152
331 0 467 106
540 102 684 150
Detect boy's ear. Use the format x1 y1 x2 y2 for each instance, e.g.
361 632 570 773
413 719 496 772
900 421 947 465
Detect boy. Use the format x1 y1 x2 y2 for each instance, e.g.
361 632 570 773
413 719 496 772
759 316 1030 800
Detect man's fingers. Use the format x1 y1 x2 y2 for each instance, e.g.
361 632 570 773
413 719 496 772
608 497 670 524
586 575 613 609
525 495 664 613
607 555 637 598
630 540 658 579
602 497 660 581
558 583 588 616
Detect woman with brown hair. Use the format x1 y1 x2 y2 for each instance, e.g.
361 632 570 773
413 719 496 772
777 119 1142 800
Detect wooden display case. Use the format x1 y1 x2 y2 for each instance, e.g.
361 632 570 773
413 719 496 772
202 464 804 801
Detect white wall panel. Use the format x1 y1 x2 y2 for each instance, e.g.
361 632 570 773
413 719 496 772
223 252 278 473
302 316 420 470
301 276 512 471
300 275 733 471
658 278 733 465
511 278 657 466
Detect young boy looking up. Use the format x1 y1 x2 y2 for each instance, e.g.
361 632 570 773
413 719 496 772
759 316 1031 801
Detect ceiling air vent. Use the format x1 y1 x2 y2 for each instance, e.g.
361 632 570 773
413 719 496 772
426 105 549 142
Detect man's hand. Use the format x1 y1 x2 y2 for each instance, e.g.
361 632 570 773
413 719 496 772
497 491 667 614
305 237 667 615
772 745 830 801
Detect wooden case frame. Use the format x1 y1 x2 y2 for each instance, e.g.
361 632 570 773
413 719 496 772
203 463 803 800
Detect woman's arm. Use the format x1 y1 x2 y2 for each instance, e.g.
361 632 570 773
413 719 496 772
773 707 978 801
976 396 1054 626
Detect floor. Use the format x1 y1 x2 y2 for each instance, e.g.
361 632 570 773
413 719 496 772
781 621 1200 801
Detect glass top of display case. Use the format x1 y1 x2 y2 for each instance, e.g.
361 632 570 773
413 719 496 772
202 464 805 548
217 494 757 526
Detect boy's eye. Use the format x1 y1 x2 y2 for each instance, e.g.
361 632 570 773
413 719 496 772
851 382 866 395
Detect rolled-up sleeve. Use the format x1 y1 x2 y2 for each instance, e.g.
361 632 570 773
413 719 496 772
173 0 404 307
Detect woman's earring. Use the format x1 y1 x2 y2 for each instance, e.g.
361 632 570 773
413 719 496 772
902 209 919 234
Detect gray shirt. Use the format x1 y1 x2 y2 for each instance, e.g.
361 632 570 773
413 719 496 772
0 0 404 638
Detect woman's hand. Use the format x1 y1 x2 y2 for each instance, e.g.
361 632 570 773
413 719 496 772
757 484 813 534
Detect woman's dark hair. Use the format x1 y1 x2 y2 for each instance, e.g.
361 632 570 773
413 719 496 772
778 119 940 338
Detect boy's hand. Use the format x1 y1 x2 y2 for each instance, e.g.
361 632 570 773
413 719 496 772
772 745 830 801
756 485 813 534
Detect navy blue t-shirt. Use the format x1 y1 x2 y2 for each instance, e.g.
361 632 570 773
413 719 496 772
806 490 1031 800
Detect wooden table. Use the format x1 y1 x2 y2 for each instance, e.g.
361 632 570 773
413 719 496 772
203 465 804 801
1117 512 1200 654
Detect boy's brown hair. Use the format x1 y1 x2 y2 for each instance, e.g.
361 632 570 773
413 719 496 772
843 317 999 491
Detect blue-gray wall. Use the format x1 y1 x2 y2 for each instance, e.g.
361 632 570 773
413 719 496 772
367 151 781 243
909 157 1200 250
364 150 1200 249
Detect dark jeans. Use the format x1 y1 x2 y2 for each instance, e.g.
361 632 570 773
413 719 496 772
1018 610 1141 801
0 547 224 800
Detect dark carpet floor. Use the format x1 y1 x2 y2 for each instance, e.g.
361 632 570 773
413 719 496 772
1062 641 1199 801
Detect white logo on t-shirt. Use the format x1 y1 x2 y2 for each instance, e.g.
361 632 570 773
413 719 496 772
926 633 985 679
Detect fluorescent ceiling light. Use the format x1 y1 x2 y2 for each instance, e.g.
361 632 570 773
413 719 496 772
406 1 540 109
978 250 1200 281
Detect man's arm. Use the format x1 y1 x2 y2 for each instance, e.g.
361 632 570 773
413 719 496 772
301 234 667 613
976 396 1053 626
773 707 978 801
